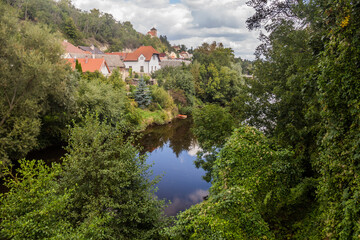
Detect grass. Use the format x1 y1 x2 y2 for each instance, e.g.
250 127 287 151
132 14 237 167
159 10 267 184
135 108 177 131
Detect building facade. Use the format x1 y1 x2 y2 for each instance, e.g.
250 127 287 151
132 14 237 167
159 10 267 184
123 46 161 74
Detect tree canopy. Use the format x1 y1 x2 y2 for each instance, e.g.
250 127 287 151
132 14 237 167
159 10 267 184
0 2 75 164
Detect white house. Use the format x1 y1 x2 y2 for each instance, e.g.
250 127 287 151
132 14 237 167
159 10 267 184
123 46 161 74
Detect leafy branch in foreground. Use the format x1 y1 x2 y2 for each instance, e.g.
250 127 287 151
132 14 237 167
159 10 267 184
60 113 168 239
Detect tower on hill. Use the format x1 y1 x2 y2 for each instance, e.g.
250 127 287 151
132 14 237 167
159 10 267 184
147 27 157 38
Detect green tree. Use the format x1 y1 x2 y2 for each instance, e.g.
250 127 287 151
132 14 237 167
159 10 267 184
150 85 176 110
0 2 74 164
155 66 195 106
63 16 81 43
135 77 152 109
0 159 76 239
3 0 171 52
60 114 168 239
192 104 235 182
189 43 243 105
314 2 360 238
75 59 83 73
243 0 360 238
75 77 130 126
106 68 125 89
193 41 234 69
167 126 296 239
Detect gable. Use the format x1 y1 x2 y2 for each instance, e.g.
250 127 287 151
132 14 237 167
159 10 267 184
124 46 160 62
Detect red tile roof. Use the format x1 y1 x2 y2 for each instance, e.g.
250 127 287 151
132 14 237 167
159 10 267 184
66 58 109 73
124 46 159 62
106 52 128 59
62 40 87 54
147 31 156 37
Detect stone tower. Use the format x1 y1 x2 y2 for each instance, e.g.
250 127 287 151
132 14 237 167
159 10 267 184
147 27 157 38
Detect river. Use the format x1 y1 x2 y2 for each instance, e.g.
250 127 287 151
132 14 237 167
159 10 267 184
136 117 211 216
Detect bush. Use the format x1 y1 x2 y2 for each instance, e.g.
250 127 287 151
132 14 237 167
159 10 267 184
0 159 76 239
150 85 175 110
169 89 187 106
125 77 132 84
178 105 193 115
75 77 128 125
144 75 151 84
124 102 142 127
167 126 295 239
153 111 168 125
106 68 125 89
60 114 168 239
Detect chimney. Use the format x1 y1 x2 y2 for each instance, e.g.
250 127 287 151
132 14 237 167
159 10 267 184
85 55 88 64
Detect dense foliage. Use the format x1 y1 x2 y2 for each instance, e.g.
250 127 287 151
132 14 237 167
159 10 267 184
167 0 360 239
4 0 173 52
61 114 168 239
0 2 76 164
155 66 196 107
0 160 76 239
167 127 295 239
192 42 244 105
192 104 235 182
0 114 168 239
155 42 246 115
2 0 360 239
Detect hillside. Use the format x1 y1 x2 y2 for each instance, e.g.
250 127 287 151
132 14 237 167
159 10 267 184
5 0 172 52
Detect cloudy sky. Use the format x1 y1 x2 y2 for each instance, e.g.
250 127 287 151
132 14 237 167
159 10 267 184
72 0 261 60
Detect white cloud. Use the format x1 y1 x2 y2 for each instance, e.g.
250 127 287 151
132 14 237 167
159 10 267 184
164 189 209 215
187 143 201 157
72 0 260 59
188 189 209 203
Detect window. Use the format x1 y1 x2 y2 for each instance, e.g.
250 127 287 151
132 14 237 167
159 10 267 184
140 66 144 72
151 66 153 72
153 55 156 60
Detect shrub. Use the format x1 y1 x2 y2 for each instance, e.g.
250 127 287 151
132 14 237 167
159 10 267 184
60 114 168 239
75 77 128 125
150 85 175 110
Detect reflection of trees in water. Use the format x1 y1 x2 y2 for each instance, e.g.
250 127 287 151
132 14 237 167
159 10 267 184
137 118 195 157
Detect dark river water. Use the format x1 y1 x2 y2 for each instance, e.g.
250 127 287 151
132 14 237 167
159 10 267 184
136 118 211 216
25 118 210 216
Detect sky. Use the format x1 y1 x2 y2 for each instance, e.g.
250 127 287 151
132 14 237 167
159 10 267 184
72 0 261 60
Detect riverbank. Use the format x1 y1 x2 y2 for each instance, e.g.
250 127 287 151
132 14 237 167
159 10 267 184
135 107 179 131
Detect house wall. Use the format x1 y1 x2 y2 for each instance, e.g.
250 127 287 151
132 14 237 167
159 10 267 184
148 55 161 73
101 63 110 76
124 54 161 74
124 54 146 73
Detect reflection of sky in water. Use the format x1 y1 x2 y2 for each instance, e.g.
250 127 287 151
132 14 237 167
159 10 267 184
146 142 211 216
